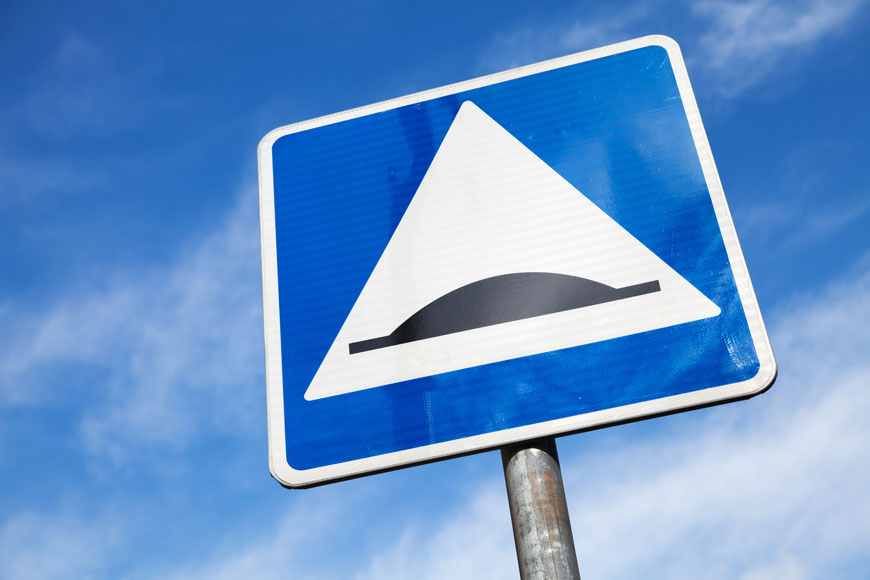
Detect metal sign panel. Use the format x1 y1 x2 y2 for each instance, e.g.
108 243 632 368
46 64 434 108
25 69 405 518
258 36 776 488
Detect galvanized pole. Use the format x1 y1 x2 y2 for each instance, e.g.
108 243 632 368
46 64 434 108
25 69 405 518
502 438 581 580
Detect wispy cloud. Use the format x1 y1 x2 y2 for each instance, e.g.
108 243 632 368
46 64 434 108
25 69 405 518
354 489 515 580
0 187 263 460
476 5 650 74
0 32 188 206
691 0 868 99
477 0 867 101
7 32 173 140
734 195 870 253
0 510 123 580
137 257 870 578
160 499 351 580
0 154 108 206
144 482 515 580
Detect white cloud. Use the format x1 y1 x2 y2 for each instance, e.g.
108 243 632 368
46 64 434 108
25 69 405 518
692 0 867 98
22 33 118 137
353 489 515 580
734 195 870 254
149 482 514 580
8 32 170 140
0 510 122 580
160 499 345 580
0 32 190 206
0 187 264 460
0 153 107 206
476 5 649 74
740 553 807 580
477 0 867 101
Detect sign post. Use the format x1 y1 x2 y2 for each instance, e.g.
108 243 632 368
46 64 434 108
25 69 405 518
503 438 580 580
257 34 776 577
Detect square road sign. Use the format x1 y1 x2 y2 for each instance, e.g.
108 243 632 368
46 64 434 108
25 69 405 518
257 36 776 488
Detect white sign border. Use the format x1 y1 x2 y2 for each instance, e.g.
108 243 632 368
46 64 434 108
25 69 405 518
257 35 777 488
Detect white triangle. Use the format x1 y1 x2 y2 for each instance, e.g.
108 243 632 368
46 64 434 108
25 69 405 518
303 101 720 400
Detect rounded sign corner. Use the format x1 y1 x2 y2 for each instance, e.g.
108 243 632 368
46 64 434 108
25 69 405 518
746 354 778 398
269 455 312 489
257 126 286 159
638 35 685 67
640 34 681 52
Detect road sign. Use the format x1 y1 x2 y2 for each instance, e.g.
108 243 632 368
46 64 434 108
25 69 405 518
258 35 776 488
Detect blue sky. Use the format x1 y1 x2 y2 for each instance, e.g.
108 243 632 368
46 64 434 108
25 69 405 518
1 0 868 578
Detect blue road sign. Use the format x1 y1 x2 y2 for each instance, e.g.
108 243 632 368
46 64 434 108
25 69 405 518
258 36 776 488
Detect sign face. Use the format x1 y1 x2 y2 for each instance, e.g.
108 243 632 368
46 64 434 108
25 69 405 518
258 36 776 488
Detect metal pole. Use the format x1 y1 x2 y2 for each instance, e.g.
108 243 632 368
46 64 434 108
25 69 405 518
502 437 581 580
